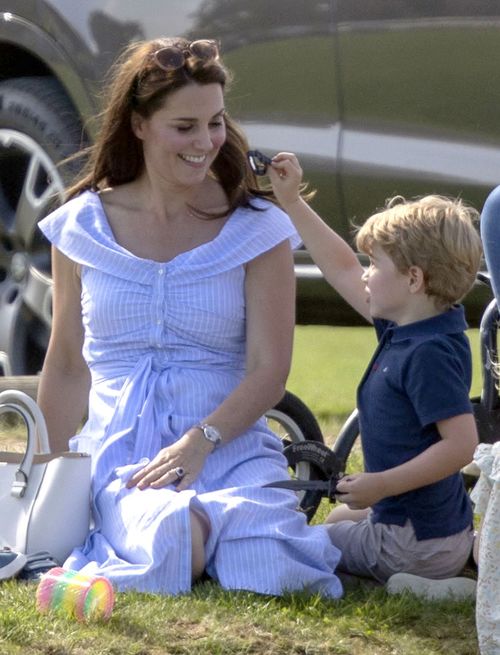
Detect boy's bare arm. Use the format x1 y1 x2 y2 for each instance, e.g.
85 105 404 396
268 153 372 323
336 413 478 509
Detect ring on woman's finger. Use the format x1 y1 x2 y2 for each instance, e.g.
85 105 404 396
174 466 185 479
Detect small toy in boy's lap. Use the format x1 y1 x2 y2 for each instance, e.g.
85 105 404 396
36 567 114 622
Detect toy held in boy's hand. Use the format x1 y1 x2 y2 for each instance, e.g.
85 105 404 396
247 150 273 176
36 567 114 622
265 441 345 501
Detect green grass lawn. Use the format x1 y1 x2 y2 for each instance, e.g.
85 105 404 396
0 326 480 655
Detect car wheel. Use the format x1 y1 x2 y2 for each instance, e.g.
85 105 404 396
0 76 86 374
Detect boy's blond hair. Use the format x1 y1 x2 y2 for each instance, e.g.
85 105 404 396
355 195 483 309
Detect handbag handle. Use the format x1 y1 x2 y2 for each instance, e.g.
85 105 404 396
0 390 52 499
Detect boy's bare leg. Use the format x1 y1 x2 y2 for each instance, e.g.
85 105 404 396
325 506 370 524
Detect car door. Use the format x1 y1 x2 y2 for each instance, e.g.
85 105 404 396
335 0 500 226
187 1 346 323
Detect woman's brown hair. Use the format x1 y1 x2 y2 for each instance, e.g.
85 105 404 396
65 37 274 215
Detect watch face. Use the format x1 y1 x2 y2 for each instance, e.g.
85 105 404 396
205 425 221 442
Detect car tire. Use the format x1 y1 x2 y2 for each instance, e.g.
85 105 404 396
0 76 87 374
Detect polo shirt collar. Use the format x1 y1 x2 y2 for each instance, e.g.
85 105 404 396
385 305 468 342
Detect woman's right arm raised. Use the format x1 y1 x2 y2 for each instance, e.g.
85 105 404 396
37 246 91 452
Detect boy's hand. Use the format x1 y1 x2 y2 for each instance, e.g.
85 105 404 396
335 472 388 509
267 152 304 210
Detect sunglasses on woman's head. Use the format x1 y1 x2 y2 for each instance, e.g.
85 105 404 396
152 40 219 72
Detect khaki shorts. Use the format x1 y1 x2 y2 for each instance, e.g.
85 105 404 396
326 514 474 583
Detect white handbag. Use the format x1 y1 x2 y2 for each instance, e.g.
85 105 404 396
0 390 91 564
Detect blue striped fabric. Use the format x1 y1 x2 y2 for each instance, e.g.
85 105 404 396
38 191 342 597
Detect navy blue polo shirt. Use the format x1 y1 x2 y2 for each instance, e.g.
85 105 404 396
357 305 474 540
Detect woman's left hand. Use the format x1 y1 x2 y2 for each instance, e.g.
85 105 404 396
126 429 213 491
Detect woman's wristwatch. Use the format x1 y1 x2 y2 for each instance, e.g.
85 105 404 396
194 423 222 450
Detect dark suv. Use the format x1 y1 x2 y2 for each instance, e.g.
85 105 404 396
0 1 498 374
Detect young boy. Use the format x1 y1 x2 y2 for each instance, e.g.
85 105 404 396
268 152 482 586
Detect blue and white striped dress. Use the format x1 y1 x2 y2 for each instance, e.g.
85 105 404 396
39 190 342 597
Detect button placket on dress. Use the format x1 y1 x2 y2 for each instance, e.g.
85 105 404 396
152 264 166 349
